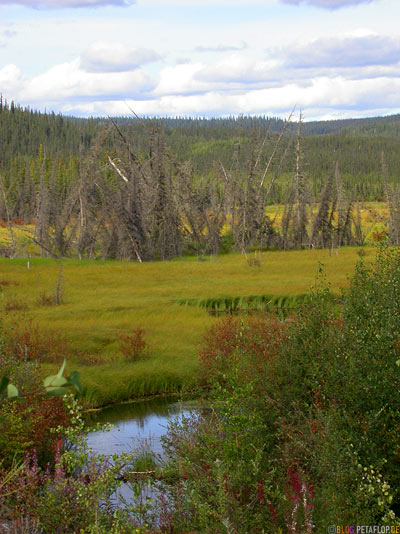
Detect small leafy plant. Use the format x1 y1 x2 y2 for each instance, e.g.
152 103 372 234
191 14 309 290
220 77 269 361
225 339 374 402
118 327 148 362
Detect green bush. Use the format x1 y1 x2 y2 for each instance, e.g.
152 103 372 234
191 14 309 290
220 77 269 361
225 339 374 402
157 247 400 531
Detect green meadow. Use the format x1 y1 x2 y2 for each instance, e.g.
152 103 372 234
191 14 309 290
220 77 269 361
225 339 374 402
0 248 372 406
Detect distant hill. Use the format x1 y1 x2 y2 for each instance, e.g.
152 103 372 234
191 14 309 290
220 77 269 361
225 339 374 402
1 98 400 206
302 114 400 137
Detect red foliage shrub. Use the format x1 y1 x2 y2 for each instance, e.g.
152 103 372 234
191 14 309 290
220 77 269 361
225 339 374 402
4 297 28 312
3 318 69 363
373 230 388 242
36 292 55 306
78 353 104 366
0 279 19 287
118 326 148 361
11 218 25 226
0 396 71 467
27 396 71 462
0 218 26 227
198 313 289 386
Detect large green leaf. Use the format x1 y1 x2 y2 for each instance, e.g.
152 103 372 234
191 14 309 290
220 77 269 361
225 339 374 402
44 375 68 390
44 359 68 391
56 359 66 379
7 383 19 399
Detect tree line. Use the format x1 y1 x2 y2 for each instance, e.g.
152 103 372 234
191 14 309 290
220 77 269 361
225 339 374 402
2 101 400 259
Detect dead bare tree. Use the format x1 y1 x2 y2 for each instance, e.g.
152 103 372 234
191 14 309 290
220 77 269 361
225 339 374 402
293 114 309 248
223 116 291 253
34 153 52 257
334 162 354 248
0 174 17 256
382 151 400 245
146 129 182 259
310 170 334 248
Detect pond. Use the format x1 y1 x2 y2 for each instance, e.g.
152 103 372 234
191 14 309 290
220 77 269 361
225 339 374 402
86 395 198 511
86 395 196 457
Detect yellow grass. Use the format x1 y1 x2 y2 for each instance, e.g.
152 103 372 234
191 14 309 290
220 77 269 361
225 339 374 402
0 223 36 256
265 201 388 243
0 247 374 406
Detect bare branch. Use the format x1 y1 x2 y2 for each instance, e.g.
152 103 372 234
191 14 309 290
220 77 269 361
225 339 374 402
107 155 129 183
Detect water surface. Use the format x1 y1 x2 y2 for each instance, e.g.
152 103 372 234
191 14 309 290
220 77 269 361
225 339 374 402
86 395 195 457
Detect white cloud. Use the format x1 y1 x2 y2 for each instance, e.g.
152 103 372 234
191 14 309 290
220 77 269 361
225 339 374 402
80 41 160 73
2 29 16 38
29 59 155 100
0 26 16 47
0 0 133 7
281 0 376 9
0 58 155 106
0 0 397 120
154 63 205 95
135 0 375 5
195 54 280 85
135 0 273 4
276 34 400 68
0 64 25 93
57 74 400 120
3 60 400 121
194 42 247 53
152 56 282 99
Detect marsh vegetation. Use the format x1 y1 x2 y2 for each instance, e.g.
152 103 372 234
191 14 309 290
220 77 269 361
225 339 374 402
1 104 400 531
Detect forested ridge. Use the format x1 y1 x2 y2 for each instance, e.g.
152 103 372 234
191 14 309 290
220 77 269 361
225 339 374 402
2 99 400 260
2 99 400 179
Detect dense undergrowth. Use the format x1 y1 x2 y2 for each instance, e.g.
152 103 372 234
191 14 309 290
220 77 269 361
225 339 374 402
156 245 400 531
1 245 400 532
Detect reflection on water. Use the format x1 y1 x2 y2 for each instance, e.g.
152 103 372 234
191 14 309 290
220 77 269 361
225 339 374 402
86 395 196 457
85 396 198 511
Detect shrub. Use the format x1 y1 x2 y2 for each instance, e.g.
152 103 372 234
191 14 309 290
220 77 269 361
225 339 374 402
157 247 400 531
273 247 400 527
156 314 291 532
8 516 43 534
4 247 400 532
4 297 28 312
3 317 69 364
0 395 71 467
118 327 148 361
36 292 55 307
0 280 19 287
198 313 288 387
160 388 280 533
1 397 134 534
0 354 42 398
77 353 104 366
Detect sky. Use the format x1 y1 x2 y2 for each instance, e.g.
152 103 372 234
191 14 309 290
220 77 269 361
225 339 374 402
0 0 399 120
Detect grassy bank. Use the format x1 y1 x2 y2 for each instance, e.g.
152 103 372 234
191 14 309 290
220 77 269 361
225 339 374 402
0 247 373 406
